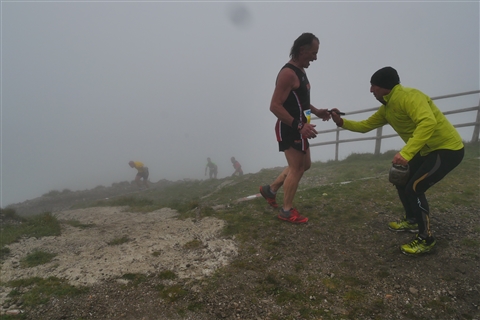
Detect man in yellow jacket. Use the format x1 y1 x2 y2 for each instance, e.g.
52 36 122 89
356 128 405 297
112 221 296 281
128 161 150 189
330 66 464 255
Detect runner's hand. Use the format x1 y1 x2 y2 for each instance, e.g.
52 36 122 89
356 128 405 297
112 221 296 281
300 123 317 139
316 109 331 121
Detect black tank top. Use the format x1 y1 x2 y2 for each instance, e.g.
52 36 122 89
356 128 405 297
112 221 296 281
280 63 311 122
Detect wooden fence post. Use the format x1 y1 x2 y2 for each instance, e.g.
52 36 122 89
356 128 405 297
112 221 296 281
335 128 340 161
472 96 480 143
374 127 383 156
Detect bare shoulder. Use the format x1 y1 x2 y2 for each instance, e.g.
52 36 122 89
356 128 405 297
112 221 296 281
276 67 299 89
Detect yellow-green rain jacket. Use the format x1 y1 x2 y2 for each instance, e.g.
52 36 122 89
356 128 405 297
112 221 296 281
342 84 464 161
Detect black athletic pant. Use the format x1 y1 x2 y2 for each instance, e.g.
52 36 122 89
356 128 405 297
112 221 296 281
396 148 464 238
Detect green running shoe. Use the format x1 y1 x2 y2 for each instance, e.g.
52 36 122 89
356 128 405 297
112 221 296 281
388 219 419 233
400 236 436 255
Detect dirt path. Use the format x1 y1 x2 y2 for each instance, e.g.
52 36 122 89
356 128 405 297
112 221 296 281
1 207 238 288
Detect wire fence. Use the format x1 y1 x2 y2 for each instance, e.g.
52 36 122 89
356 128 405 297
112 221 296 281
309 90 480 161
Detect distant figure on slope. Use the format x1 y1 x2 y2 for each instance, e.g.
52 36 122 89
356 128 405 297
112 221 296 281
330 66 464 255
128 161 150 189
205 157 218 179
230 157 243 177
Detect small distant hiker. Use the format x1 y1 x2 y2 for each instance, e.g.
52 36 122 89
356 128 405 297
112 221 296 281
205 157 218 179
128 161 150 189
231 157 243 177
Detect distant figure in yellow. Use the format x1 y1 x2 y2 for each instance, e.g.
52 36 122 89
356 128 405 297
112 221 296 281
128 161 150 189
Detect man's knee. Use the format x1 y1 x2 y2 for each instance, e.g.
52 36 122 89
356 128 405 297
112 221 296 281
288 165 305 178
403 183 423 199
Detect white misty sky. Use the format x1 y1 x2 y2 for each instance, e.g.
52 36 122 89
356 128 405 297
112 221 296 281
1 1 479 206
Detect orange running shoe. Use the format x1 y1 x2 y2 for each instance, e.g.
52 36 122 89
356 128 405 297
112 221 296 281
259 185 278 208
277 208 308 224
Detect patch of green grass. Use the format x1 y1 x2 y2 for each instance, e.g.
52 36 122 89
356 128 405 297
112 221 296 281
1 208 26 221
158 270 176 280
6 276 89 307
343 289 365 301
158 284 187 302
371 298 385 311
196 205 216 217
82 188 204 214
121 273 148 286
298 306 328 319
283 274 301 286
460 238 479 248
245 245 257 254
93 196 155 211
465 253 480 260
230 257 266 272
261 236 284 252
341 275 368 287
255 273 291 301
64 219 95 229
294 263 305 272
0 246 11 260
221 212 260 237
322 278 340 293
107 236 130 246
0 314 28 320
264 273 280 285
276 289 306 304
0 212 61 260
20 250 57 268
183 239 203 250
25 212 62 239
187 301 204 312
425 299 445 309
377 269 390 278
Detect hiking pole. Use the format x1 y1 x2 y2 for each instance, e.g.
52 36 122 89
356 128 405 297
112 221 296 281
327 109 346 116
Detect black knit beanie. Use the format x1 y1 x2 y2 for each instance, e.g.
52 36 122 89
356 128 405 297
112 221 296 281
370 66 400 89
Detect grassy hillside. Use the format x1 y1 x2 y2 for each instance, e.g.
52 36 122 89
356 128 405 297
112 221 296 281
79 142 479 219
1 142 479 320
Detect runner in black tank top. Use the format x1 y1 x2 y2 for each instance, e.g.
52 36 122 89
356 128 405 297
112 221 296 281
275 63 312 152
259 33 332 224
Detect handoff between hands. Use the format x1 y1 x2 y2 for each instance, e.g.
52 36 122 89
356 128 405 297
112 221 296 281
316 108 332 121
303 109 331 139
303 108 345 139
329 108 344 126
